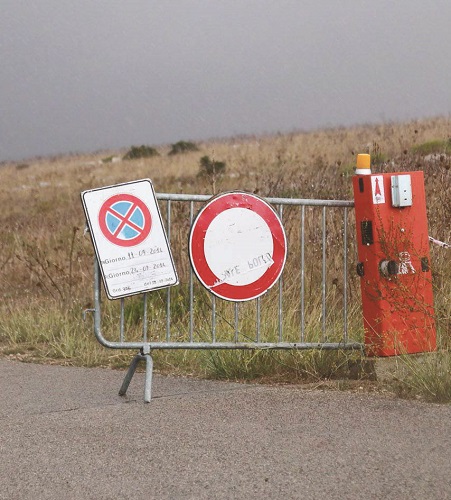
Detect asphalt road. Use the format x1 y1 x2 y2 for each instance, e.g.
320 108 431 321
1 358 450 500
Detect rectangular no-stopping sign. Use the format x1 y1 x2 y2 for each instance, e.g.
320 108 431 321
81 179 178 299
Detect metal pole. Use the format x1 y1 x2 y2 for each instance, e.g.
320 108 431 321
278 204 283 342
189 201 194 342
166 199 172 341
300 205 305 342
212 295 216 343
256 297 261 343
322 206 327 341
120 298 125 343
143 293 148 343
343 207 348 344
234 303 239 343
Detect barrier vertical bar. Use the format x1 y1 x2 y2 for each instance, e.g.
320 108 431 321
343 207 348 344
189 201 194 342
300 205 305 342
94 258 101 340
256 297 261 342
278 204 283 342
212 295 216 343
143 293 148 343
120 298 125 342
166 199 171 341
322 206 327 341
234 303 239 342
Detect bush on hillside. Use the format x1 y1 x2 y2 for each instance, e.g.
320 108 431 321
123 145 159 160
412 139 451 156
198 155 226 177
168 140 199 155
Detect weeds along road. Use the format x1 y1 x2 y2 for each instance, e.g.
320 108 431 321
0 358 450 500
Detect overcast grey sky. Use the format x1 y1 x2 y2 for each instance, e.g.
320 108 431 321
1 0 450 161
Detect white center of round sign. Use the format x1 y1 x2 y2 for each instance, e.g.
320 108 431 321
204 208 273 287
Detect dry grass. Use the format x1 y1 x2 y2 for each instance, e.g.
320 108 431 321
1 116 450 400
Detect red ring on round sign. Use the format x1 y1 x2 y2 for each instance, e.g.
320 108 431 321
189 192 287 301
98 193 152 247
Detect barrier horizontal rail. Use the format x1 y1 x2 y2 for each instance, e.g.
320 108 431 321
156 192 355 207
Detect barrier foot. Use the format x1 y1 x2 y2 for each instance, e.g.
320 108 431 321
119 350 154 403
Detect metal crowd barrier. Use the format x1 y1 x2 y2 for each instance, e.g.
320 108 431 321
87 193 364 402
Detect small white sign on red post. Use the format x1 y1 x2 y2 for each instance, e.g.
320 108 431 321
81 179 178 299
189 192 287 301
371 175 385 204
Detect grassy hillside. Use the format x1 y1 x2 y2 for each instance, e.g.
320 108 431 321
1 116 450 401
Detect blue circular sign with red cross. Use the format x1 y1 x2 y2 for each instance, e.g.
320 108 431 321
98 193 152 247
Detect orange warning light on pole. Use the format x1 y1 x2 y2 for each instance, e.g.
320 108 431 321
355 153 371 175
352 155 436 357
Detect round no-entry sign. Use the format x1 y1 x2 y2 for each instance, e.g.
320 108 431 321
189 192 287 301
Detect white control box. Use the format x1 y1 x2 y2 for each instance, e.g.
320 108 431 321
391 174 413 207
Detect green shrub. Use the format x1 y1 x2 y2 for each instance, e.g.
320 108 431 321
411 139 451 156
198 155 226 176
168 140 199 155
123 145 159 160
